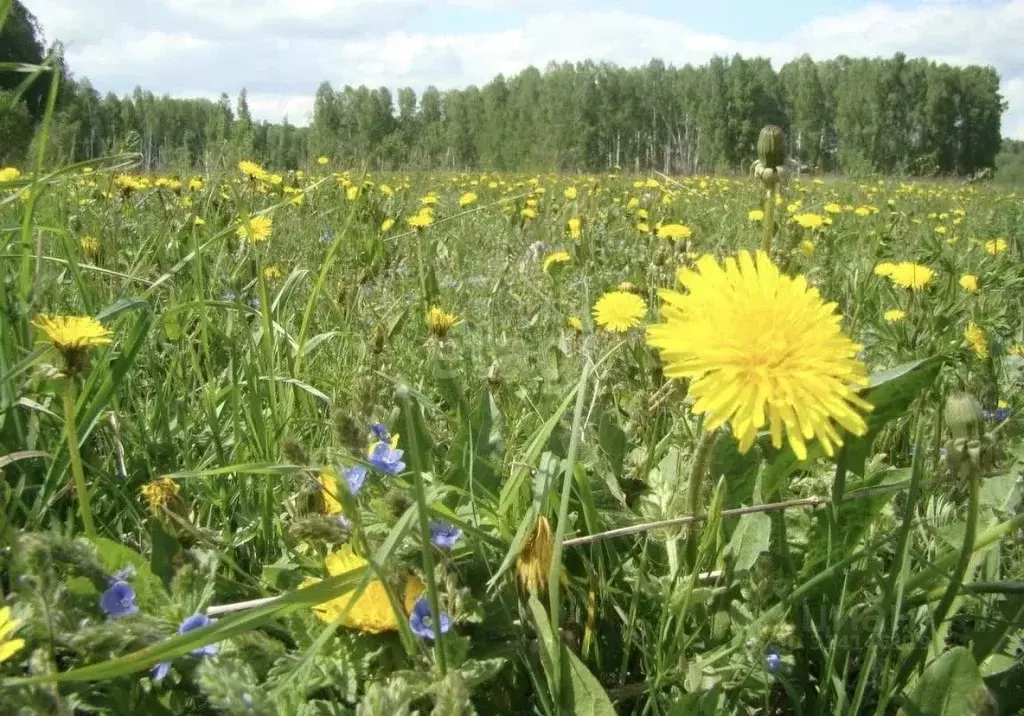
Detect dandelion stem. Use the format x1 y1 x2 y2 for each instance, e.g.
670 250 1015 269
685 429 718 568
761 185 776 255
63 378 95 537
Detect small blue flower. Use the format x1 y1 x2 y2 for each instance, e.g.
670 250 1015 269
429 521 462 549
248 297 261 311
99 581 138 619
765 648 781 674
369 442 405 475
344 465 368 494
983 407 1011 423
151 613 220 683
370 423 390 442
409 596 452 641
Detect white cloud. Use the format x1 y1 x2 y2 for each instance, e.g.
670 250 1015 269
25 0 1024 138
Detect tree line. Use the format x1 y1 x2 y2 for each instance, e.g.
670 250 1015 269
0 0 1010 176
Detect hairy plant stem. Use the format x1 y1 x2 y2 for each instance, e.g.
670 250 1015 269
63 378 95 537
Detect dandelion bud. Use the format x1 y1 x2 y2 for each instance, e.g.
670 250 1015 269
757 125 786 169
944 392 984 440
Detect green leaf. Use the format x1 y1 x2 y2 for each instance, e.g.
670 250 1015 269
595 402 626 478
724 512 770 572
905 647 988 716
89 537 169 609
844 356 944 475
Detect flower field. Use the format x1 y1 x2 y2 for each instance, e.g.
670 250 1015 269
1 156 1023 714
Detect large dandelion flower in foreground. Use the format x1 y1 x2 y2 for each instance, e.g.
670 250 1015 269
593 291 646 332
303 545 423 634
34 315 112 351
647 251 872 460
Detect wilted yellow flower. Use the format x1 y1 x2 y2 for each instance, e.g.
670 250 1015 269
567 315 583 332
964 322 988 359
656 223 692 241
799 240 815 257
380 218 395 232
985 239 1008 255
593 290 646 333
748 209 764 222
0 606 25 664
237 215 272 243
459 191 478 207
140 477 180 516
793 213 826 230
305 545 423 633
647 251 871 460
884 309 906 323
516 515 554 594
80 236 100 256
0 167 22 183
959 274 978 293
568 216 582 239
543 251 570 273
617 281 638 293
426 306 461 338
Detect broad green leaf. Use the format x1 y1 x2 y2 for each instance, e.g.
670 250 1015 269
724 512 770 572
905 647 988 716
89 537 169 609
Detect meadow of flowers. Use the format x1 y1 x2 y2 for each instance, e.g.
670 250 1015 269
0 147 1023 714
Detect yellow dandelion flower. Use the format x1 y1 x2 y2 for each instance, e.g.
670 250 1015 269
793 213 826 230
407 211 434 229
568 216 582 239
855 206 872 217
627 197 639 210
516 515 554 594
799 240 815 257
564 186 577 200
876 262 933 290
237 215 272 243
521 207 537 220
316 467 344 517
0 606 25 664
316 156 329 165
985 239 1008 255
187 177 204 192
636 222 650 234
959 274 978 293
646 251 872 461
748 209 764 222
459 191 478 207
543 251 570 273
0 167 22 183
656 223 693 241
380 218 395 232
824 203 842 214
34 315 111 353
238 160 266 180
1008 343 1024 357
617 281 638 293
884 309 906 323
421 193 440 206
934 225 947 235
346 185 360 202
263 265 283 280
593 291 647 333
426 307 461 339
964 322 988 359
140 477 180 516
567 315 583 332
305 545 423 633
194 216 206 226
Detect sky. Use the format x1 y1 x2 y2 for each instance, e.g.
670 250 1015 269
24 0 1024 139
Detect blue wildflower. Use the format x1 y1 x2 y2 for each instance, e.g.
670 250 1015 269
369 442 405 475
983 407 1011 423
248 297 261 311
344 465 368 494
429 521 462 549
99 581 138 619
765 648 781 673
151 614 220 683
408 596 452 641
370 423 390 442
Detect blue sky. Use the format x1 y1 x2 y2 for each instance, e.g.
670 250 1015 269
26 0 1024 138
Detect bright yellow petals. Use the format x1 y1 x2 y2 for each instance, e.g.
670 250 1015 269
593 291 646 333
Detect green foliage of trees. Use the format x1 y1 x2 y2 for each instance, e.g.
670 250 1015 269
0 0 1012 176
